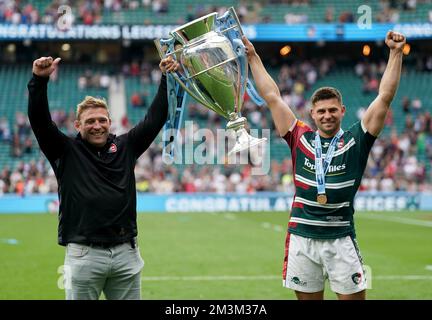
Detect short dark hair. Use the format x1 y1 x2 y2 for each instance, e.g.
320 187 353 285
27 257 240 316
310 87 343 106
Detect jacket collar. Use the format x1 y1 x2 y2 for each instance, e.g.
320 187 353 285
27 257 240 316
76 132 116 153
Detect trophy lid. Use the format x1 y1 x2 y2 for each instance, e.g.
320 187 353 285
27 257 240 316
171 12 217 45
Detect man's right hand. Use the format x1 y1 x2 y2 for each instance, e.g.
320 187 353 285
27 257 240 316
32 57 61 77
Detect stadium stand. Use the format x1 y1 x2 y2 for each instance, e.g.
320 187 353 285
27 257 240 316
2 1 432 25
0 0 431 195
1 56 431 194
0 63 108 168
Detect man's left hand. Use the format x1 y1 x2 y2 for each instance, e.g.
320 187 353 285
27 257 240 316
159 56 180 74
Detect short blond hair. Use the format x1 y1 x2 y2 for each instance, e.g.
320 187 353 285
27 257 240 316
76 96 110 120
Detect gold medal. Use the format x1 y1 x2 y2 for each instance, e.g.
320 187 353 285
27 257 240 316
317 194 327 204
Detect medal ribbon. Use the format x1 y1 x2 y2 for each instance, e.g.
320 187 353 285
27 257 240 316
314 128 344 196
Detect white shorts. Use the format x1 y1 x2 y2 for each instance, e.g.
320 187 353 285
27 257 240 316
282 233 367 295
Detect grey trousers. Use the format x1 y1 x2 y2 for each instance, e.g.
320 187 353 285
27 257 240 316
64 241 144 300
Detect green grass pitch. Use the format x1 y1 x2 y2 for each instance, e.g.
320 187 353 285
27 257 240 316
0 210 431 299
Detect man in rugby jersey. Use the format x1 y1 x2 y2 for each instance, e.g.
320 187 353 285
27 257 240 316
242 31 405 300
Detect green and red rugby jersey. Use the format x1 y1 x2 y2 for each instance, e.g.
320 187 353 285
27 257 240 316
283 119 376 239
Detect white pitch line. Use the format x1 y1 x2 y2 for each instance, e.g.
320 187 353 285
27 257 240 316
261 222 284 232
261 222 271 229
273 225 284 232
374 275 432 281
142 275 279 281
357 214 432 228
141 275 432 281
223 213 237 220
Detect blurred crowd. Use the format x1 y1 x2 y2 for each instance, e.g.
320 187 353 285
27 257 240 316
361 110 432 192
0 112 33 158
0 1 430 197
77 69 111 90
1 55 431 196
1 0 431 26
0 159 57 195
0 0 169 25
2 110 431 195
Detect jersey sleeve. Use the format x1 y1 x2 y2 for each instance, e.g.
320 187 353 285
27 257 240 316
282 120 312 151
347 120 376 155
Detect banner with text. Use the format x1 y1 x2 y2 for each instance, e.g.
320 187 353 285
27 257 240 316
0 191 428 214
0 23 430 41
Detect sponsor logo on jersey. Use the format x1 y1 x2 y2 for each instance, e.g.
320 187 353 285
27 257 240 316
303 158 346 173
108 143 117 153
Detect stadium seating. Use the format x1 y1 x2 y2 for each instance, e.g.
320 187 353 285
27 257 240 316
0 64 108 170
124 76 159 124
21 0 432 25
101 0 237 24
29 0 52 15
242 0 431 24
260 1 431 23
1 60 431 183
94 1 432 24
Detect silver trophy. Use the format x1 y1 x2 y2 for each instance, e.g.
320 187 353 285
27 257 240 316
155 7 266 157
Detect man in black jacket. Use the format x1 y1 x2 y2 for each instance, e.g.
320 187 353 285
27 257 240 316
28 56 178 300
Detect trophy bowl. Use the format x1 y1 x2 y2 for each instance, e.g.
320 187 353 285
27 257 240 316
155 8 266 156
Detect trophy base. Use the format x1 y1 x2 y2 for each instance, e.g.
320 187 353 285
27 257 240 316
227 128 267 156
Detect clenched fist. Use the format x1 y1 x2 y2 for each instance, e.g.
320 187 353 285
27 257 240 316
32 56 61 77
385 31 406 52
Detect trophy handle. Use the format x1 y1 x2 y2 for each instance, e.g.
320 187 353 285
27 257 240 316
217 8 266 108
155 38 186 162
217 7 244 36
154 38 217 111
228 7 244 36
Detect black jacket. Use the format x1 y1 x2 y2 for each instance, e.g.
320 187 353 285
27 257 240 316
28 73 168 246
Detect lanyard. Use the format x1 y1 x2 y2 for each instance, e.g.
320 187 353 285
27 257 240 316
314 128 344 197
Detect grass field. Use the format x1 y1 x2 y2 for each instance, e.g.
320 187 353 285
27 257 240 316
0 210 431 300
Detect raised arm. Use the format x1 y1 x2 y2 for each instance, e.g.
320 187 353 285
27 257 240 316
363 31 405 137
28 56 67 162
127 56 179 157
242 36 296 137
